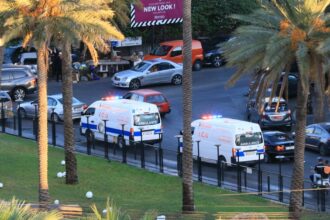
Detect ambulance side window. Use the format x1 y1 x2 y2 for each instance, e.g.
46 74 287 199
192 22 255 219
84 107 95 116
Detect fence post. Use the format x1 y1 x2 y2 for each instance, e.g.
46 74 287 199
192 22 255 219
13 115 16 130
86 116 91 155
33 104 38 141
196 141 202 182
1 101 5 133
18 107 22 137
121 124 127 163
159 133 163 173
176 135 182 177
257 152 262 195
51 108 56 146
215 144 221 187
140 128 145 168
236 149 241 192
103 120 109 160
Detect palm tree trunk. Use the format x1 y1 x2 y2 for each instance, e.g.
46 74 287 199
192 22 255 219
314 82 325 123
0 45 4 90
182 0 194 213
62 41 78 184
37 42 50 210
289 80 309 219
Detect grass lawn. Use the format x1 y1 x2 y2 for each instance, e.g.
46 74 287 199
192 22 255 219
0 133 327 219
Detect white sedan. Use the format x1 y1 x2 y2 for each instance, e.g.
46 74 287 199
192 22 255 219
17 94 87 122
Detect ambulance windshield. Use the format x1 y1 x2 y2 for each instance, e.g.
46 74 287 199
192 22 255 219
235 132 263 146
134 113 160 126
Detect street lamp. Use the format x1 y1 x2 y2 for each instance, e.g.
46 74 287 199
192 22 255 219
276 155 285 202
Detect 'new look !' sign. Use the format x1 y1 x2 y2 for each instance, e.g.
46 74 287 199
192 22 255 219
131 0 183 27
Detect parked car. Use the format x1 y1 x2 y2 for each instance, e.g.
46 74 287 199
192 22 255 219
17 52 38 74
2 64 37 77
305 123 330 156
122 89 171 116
0 91 13 120
263 131 295 163
199 36 229 67
17 94 87 122
0 67 37 101
144 40 204 71
112 59 183 90
246 97 292 131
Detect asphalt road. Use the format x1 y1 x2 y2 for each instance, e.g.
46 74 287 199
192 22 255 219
18 66 330 179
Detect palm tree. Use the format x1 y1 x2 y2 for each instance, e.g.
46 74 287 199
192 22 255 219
182 0 194 213
47 0 124 184
222 0 330 218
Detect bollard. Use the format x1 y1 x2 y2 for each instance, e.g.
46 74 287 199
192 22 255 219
33 104 38 141
159 133 163 173
267 176 270 192
86 116 91 155
257 152 262 195
236 149 241 192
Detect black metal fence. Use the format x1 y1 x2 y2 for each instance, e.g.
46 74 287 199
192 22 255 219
0 108 329 213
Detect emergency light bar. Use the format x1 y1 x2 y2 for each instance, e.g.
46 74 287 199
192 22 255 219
101 96 122 101
201 114 222 120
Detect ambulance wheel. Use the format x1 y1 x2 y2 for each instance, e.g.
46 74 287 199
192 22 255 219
117 136 125 148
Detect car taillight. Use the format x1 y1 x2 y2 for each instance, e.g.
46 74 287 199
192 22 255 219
276 145 285 151
261 111 266 119
82 104 88 110
264 145 268 150
30 79 36 86
130 128 134 136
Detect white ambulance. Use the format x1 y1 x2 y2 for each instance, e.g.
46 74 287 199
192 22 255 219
80 98 162 147
186 115 264 165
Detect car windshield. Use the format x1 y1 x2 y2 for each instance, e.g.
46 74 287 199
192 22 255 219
58 97 80 104
131 62 151 72
235 132 263 146
268 133 291 142
264 102 288 112
146 95 166 103
134 113 160 126
150 45 172 56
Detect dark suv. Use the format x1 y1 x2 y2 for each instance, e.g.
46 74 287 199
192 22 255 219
246 97 292 131
199 36 228 67
0 68 37 101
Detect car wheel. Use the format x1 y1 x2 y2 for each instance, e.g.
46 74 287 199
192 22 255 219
17 107 26 119
193 60 202 71
129 79 141 90
319 144 327 156
264 153 272 163
51 113 60 123
212 56 222 67
171 74 182 85
12 87 26 101
117 136 125 148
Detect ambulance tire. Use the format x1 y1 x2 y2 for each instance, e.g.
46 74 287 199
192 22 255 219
117 136 125 149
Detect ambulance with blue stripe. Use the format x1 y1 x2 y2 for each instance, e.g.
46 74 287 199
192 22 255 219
80 98 162 147
186 115 264 165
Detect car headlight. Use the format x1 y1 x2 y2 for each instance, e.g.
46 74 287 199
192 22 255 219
121 77 128 81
